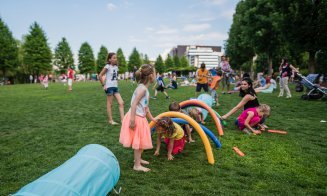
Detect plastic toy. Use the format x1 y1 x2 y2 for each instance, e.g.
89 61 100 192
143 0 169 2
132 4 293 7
267 130 288 134
149 111 215 165
180 99 224 136
233 147 245 156
13 144 120 196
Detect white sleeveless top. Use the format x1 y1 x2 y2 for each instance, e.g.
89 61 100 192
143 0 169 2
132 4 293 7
129 84 149 117
105 64 118 88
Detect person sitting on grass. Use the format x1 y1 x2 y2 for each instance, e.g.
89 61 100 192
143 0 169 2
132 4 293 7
235 104 270 135
169 102 195 143
255 76 274 93
154 117 186 160
151 73 170 99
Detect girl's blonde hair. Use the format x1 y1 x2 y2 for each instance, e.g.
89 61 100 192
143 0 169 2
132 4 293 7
258 104 271 116
188 108 199 121
156 117 175 137
135 64 155 84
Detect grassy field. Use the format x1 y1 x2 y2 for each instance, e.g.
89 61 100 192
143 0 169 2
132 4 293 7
0 81 326 195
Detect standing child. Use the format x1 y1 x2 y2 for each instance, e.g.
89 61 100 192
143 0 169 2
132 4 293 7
235 104 270 134
151 73 170 99
154 117 186 160
67 66 74 91
42 74 49 90
168 102 195 142
119 64 156 172
99 52 124 125
209 71 222 106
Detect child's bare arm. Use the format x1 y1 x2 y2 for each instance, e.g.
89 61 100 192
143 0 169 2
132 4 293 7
145 107 156 122
167 139 174 160
154 133 161 156
244 111 256 133
98 68 107 86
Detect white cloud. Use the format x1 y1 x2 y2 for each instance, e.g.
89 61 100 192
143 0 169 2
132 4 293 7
185 32 227 42
145 27 155 31
206 0 227 5
197 16 217 22
161 48 172 60
123 0 133 6
155 26 178 35
107 3 117 11
183 23 211 32
219 9 235 20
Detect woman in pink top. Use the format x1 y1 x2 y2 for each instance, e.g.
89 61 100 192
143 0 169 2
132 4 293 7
236 104 270 134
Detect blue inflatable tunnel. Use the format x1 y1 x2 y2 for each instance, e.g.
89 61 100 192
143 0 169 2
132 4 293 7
197 94 213 120
13 144 120 196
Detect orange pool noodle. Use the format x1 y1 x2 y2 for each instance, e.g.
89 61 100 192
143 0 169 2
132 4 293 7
267 130 288 134
233 147 245 157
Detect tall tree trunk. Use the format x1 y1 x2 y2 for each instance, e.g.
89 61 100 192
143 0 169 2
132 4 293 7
250 55 258 78
308 51 316 73
268 55 273 76
2 69 6 83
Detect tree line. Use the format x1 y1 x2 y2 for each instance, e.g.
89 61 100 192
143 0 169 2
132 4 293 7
225 0 326 76
0 19 191 84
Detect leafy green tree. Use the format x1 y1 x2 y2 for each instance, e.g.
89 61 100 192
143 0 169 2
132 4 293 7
173 55 180 68
180 56 189 67
116 48 127 74
96 46 108 73
275 0 327 73
128 48 142 71
54 37 74 74
155 55 165 74
164 55 174 71
23 22 52 77
0 18 19 81
143 54 151 64
78 42 95 74
225 0 255 72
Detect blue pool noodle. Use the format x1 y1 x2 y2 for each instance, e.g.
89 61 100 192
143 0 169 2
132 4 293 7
172 118 222 148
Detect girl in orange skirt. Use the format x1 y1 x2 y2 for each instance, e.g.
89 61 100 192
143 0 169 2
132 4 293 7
154 117 186 161
119 64 156 172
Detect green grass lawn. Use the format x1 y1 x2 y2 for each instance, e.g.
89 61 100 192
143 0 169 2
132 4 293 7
0 81 326 195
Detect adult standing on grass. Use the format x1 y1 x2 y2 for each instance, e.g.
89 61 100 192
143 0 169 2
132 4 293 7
219 56 232 94
195 63 209 97
278 58 299 98
119 64 157 172
99 52 124 125
67 66 74 91
221 77 260 120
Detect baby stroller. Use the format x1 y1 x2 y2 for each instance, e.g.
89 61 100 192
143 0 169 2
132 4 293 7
296 73 327 100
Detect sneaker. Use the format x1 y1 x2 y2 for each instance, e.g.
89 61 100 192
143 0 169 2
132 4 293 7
166 96 170 99
151 96 157 99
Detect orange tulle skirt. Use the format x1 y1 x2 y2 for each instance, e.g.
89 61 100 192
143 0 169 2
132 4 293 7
119 111 153 150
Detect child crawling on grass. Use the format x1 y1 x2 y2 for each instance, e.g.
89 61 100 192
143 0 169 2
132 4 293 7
235 104 270 135
188 107 205 124
168 102 195 143
154 117 186 160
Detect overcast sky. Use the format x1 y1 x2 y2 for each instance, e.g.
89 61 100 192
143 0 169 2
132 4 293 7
0 0 239 61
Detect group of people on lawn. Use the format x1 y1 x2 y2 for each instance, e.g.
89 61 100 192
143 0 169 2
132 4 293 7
96 52 302 172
